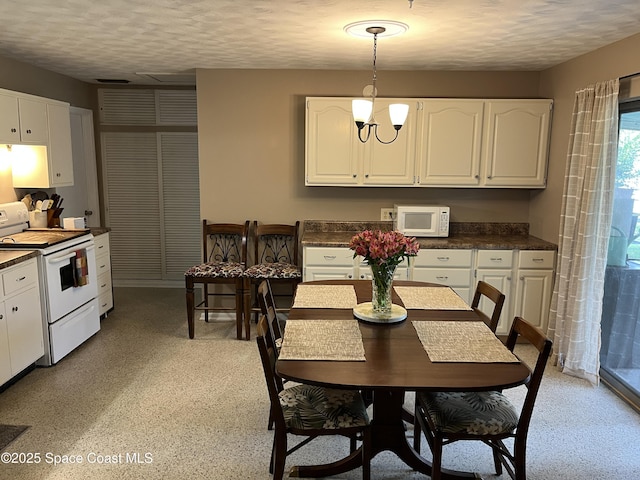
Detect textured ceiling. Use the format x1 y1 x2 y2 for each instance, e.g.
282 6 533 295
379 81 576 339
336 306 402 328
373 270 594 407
1 0 640 85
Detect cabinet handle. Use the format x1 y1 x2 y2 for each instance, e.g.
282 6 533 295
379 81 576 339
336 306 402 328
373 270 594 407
352 174 357 178
12 306 18 312
487 175 492 179
0 314 3 319
490 257 503 262
437 256 450 261
475 174 479 179
360 274 365 279
26 129 32 134
323 255 336 260
11 128 17 133
56 172 61 177
348 274 353 279
365 174 369 178
520 276 524 280
532 258 544 262
436 275 448 280
16 276 26 282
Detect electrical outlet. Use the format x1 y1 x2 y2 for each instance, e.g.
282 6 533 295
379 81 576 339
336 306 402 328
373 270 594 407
380 208 394 221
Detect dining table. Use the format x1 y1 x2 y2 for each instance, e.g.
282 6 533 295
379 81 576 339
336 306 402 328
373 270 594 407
276 279 531 480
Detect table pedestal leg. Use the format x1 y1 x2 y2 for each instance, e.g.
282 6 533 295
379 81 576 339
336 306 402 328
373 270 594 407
290 389 479 479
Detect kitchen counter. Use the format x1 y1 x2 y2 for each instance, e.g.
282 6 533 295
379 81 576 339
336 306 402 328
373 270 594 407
0 250 38 270
302 220 557 250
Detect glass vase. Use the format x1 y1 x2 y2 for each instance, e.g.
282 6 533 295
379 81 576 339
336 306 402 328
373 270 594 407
370 263 396 315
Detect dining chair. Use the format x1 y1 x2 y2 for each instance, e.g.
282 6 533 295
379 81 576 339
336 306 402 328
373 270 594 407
471 280 506 333
184 220 250 340
257 279 283 352
256 315 371 480
243 221 302 325
413 316 553 480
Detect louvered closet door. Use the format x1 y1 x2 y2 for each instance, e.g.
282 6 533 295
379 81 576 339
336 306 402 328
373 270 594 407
102 132 200 284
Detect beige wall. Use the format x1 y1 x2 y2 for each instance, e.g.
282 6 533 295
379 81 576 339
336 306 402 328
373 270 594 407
0 54 94 204
196 69 542 226
533 32 640 242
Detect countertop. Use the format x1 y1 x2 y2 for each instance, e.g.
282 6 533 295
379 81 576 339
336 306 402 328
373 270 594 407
0 250 38 270
301 221 557 251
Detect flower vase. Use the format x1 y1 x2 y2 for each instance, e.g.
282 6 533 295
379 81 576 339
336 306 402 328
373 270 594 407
370 264 396 316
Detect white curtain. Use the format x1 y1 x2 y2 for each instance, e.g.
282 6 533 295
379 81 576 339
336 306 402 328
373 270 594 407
548 79 619 386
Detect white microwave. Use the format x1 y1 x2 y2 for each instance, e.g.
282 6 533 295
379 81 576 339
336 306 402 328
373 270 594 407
394 205 450 237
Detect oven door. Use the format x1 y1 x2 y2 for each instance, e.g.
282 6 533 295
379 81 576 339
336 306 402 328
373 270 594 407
44 241 98 323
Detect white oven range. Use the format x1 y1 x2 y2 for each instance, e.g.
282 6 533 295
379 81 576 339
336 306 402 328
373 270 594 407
0 202 100 366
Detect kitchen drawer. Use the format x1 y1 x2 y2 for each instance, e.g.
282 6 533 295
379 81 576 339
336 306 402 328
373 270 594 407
98 271 112 297
95 252 111 276
99 291 113 317
94 233 110 254
412 267 472 286
413 249 473 268
518 250 555 269
476 249 513 268
2 259 38 297
304 247 353 266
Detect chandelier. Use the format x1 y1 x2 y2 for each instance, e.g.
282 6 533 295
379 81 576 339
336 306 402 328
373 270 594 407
349 25 409 145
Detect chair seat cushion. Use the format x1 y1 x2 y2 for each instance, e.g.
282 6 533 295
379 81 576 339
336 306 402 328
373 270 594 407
417 391 518 436
244 262 302 279
184 261 245 278
279 384 369 430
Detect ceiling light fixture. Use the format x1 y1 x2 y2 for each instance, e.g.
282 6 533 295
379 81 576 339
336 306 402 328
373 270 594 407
346 23 409 145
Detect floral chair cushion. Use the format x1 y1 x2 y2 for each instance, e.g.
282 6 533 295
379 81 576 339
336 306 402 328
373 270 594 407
243 262 302 279
184 261 245 278
279 384 369 430
417 390 518 436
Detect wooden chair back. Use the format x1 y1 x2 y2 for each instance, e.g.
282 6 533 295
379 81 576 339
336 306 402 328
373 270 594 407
471 280 506 333
257 280 283 345
253 221 300 266
203 221 249 264
505 316 553 436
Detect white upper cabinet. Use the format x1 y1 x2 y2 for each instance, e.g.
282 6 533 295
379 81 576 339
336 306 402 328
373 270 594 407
418 99 484 186
1 88 74 188
305 97 418 186
0 92 48 145
305 96 552 188
305 98 360 185
481 100 552 187
362 98 418 185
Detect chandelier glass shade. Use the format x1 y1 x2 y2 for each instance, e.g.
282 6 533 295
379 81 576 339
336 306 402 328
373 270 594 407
350 25 409 144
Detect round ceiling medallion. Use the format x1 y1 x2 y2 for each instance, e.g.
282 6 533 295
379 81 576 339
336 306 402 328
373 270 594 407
344 20 409 38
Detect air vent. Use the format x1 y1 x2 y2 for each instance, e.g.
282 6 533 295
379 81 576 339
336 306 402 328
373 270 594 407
135 72 196 85
96 79 131 84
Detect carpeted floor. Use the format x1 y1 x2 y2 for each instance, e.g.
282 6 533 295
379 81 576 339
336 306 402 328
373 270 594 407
0 424 29 452
0 287 639 479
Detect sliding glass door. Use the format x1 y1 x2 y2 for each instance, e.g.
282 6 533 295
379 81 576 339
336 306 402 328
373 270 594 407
600 99 640 411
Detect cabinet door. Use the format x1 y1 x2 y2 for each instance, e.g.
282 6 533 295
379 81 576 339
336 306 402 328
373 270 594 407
475 268 513 335
305 98 360 185
6 287 44 375
17 97 49 144
482 100 552 187
363 99 418 185
46 102 74 186
0 303 12 385
513 269 553 331
0 92 21 143
418 99 483 186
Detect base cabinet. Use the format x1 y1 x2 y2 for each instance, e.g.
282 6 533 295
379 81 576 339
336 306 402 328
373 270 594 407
411 249 473 304
475 250 514 335
95 233 114 317
0 258 44 385
512 250 555 332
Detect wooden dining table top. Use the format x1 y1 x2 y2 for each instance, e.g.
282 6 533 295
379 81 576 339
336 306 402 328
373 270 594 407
277 279 531 392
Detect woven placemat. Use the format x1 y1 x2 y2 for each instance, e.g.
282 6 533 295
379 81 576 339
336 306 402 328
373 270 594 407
395 286 472 310
279 320 365 361
292 284 358 309
412 321 519 363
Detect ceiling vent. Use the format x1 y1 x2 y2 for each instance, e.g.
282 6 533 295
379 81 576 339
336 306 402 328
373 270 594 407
96 78 131 84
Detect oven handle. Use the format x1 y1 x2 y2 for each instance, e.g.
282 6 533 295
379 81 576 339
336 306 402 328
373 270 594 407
47 245 95 265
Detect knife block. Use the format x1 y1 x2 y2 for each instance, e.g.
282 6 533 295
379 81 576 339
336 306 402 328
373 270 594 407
47 208 63 228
